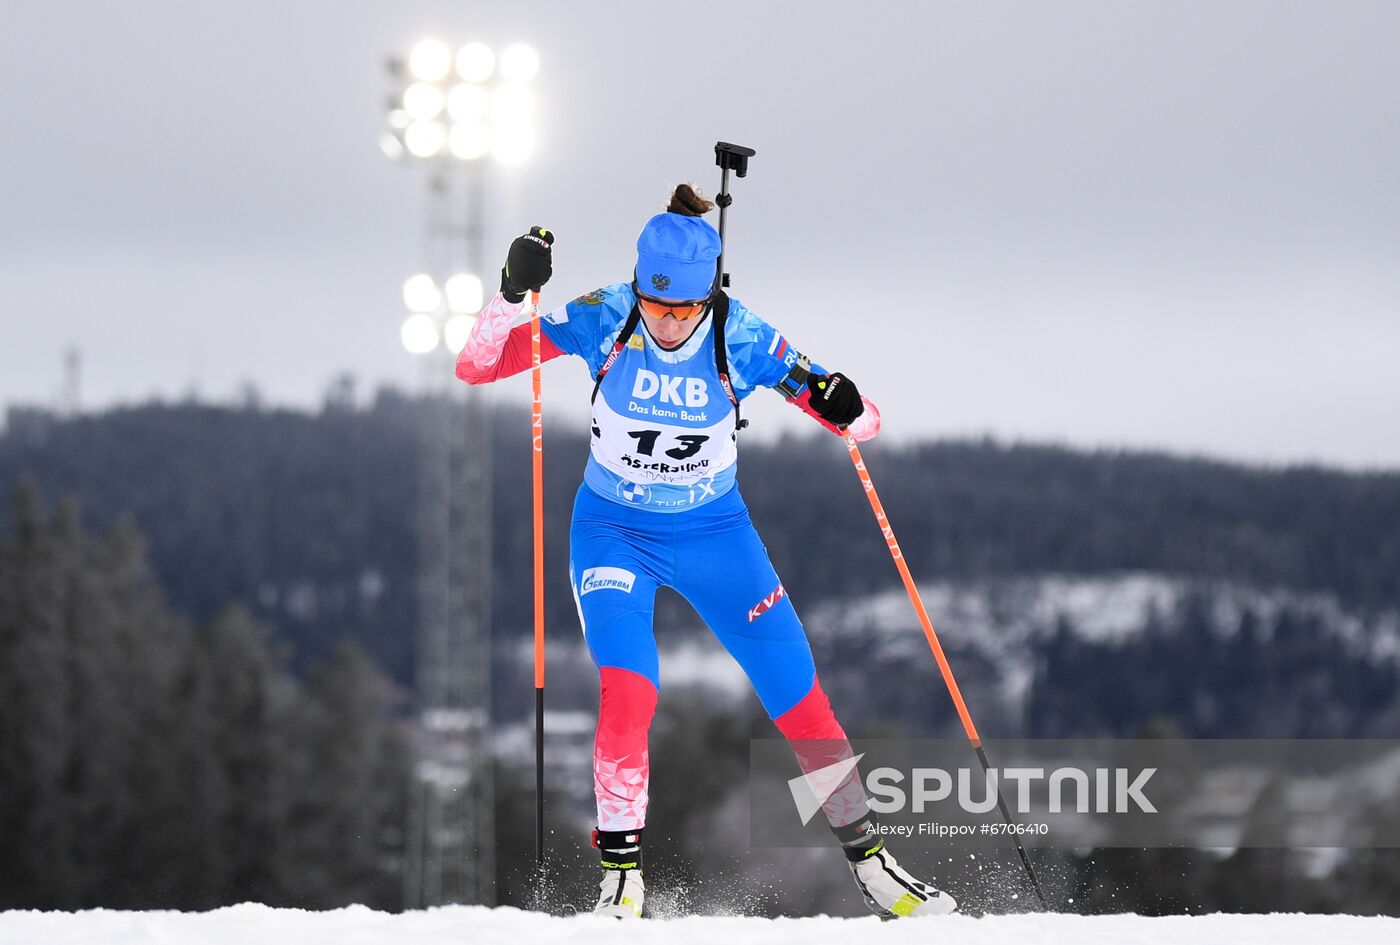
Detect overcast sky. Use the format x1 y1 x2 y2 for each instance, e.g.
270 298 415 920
2 1 1397 467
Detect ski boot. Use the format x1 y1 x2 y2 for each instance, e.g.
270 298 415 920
838 819 957 918
592 828 645 919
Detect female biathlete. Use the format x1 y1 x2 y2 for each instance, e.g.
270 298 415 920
456 184 955 919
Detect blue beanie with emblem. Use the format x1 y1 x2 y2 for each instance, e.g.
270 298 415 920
635 212 721 301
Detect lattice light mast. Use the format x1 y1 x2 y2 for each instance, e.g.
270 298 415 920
383 36 539 910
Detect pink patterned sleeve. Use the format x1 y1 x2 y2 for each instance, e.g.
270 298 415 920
455 292 565 385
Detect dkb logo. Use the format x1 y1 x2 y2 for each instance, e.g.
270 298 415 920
631 369 709 408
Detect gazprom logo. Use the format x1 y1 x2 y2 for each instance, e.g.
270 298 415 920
579 567 636 596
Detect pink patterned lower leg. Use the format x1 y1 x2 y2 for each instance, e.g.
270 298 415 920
774 678 871 829
594 666 659 832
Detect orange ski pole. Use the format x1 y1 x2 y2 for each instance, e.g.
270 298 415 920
841 430 1048 908
530 291 546 867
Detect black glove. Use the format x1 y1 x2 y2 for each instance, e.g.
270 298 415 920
807 372 864 426
500 226 554 303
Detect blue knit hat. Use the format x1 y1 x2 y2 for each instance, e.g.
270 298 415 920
634 212 721 301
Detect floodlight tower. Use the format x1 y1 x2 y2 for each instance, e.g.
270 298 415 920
383 36 540 910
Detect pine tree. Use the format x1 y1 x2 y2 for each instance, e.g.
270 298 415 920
168 607 295 906
91 518 191 907
281 643 408 908
0 486 79 907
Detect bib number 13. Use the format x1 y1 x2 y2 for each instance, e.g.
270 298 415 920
627 429 709 460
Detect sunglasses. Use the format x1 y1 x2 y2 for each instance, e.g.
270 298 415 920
636 293 710 321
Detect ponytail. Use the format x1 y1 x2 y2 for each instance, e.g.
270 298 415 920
666 182 715 217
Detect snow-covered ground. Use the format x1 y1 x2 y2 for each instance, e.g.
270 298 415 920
1 905 1397 945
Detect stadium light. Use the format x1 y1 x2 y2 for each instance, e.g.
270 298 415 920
456 42 495 82
400 272 482 356
447 83 489 122
445 273 484 314
404 121 447 158
386 39 537 360
402 274 443 313
401 313 441 354
382 39 538 166
409 40 453 82
403 82 446 121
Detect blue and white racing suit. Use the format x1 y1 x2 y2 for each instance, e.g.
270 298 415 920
459 283 874 832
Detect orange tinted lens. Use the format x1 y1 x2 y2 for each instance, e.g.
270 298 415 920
640 298 706 320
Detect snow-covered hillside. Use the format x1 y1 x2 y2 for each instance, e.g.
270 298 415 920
807 572 1400 662
500 573 1400 722
804 572 1400 710
1 904 1396 945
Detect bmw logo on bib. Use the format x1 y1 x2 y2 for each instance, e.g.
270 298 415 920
617 481 651 504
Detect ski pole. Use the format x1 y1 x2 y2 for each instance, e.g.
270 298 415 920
840 431 1049 909
530 290 546 868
